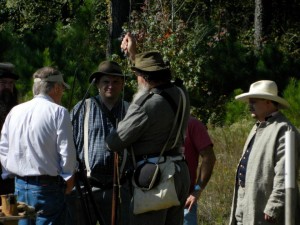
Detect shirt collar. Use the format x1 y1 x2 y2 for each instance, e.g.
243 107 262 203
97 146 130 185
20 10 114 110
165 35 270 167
34 94 54 103
256 111 279 127
265 111 279 121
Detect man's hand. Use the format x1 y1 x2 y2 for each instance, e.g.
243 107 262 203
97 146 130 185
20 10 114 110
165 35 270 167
120 33 137 61
65 174 75 194
184 191 201 211
264 213 276 223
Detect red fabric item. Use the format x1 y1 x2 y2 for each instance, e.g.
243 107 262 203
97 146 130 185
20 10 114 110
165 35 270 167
184 116 213 193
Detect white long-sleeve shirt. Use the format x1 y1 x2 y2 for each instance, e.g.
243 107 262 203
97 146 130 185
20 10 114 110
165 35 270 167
0 94 77 181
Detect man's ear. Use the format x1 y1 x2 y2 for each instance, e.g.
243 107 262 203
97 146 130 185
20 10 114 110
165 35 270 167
54 83 60 93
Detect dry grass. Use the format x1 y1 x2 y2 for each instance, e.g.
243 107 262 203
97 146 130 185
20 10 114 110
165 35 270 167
197 119 253 225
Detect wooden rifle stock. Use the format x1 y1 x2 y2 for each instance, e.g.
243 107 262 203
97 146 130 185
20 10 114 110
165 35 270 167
111 152 119 225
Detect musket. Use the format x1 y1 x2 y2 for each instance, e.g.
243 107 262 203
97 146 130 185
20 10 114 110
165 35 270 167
111 149 120 225
111 117 123 225
111 63 129 225
111 2 133 223
68 65 80 111
71 78 95 126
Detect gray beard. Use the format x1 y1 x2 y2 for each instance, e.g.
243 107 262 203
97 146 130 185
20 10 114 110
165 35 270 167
132 83 151 103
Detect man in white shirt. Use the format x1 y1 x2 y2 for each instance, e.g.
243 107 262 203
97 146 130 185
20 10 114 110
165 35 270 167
0 66 77 225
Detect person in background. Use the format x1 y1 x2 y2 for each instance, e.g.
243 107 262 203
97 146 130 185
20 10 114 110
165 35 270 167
183 116 216 225
229 80 300 225
0 66 77 225
0 62 19 197
69 60 131 225
106 33 190 225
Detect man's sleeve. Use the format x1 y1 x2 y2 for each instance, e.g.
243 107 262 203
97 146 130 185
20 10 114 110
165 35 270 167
57 108 78 181
106 104 148 152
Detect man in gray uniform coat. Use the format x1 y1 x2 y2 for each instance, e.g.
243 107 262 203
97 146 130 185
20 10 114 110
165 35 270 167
106 33 191 225
229 80 300 225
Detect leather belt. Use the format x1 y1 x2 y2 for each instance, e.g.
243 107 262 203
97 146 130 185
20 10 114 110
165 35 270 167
135 151 182 161
88 176 127 190
136 155 185 167
16 175 62 183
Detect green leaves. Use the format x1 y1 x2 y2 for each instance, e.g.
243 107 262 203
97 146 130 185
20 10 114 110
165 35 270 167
1 0 300 124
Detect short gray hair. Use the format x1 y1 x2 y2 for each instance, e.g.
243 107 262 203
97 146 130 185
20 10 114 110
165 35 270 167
32 67 61 95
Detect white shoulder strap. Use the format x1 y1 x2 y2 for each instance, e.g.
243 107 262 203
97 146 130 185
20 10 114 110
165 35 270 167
84 98 91 177
124 101 129 112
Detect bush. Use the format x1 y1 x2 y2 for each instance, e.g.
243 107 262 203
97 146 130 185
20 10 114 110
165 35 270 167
282 78 300 127
223 89 251 125
198 119 253 224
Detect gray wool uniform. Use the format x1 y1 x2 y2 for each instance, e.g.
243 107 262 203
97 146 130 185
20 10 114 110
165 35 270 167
229 112 300 225
106 83 191 225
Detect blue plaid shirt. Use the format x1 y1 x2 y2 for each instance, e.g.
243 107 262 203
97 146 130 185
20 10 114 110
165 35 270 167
71 95 128 184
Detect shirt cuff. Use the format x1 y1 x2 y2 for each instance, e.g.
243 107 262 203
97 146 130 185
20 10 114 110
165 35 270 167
106 131 125 152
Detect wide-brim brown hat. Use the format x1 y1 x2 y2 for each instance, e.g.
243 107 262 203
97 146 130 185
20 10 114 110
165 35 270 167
0 63 19 80
131 51 169 72
235 80 290 109
89 61 124 83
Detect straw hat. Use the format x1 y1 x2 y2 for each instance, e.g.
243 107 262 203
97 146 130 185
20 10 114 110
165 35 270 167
235 80 289 109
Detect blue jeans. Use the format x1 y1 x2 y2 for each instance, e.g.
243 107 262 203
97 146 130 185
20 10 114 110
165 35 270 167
184 202 198 225
15 176 66 225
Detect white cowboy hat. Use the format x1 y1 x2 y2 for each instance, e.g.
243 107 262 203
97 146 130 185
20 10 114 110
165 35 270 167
235 80 290 109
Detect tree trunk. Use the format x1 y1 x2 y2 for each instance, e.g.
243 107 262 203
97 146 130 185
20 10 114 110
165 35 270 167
106 0 130 58
254 0 263 51
254 0 272 51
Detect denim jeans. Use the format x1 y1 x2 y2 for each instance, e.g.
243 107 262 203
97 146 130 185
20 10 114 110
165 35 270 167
184 202 198 225
15 176 66 225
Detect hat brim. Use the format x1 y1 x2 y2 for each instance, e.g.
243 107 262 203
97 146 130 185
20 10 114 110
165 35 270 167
131 66 169 72
0 72 19 80
235 93 290 109
62 81 70 89
89 71 125 83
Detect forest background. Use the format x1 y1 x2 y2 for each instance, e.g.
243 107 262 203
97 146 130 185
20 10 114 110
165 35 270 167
1 0 300 224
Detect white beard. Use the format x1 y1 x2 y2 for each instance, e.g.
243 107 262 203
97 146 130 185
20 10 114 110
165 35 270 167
132 82 150 103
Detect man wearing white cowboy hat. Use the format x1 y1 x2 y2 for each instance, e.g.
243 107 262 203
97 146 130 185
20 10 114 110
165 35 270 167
229 80 300 225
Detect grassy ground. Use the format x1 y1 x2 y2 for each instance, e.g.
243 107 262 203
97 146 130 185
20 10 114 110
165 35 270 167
197 119 253 225
95 118 299 225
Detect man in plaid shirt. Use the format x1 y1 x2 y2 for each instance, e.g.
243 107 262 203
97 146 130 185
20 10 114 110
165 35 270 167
67 61 131 225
